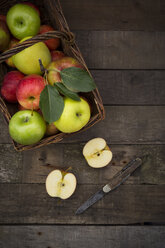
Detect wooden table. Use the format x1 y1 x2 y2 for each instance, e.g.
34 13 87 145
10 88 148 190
0 1 165 247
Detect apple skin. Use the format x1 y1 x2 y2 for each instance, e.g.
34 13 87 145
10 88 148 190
16 74 45 110
0 20 10 52
47 57 83 85
54 97 91 133
0 15 6 22
51 50 65 61
6 3 40 40
23 2 40 16
46 123 59 136
9 110 46 145
12 36 51 75
1 71 24 103
39 25 60 50
5 38 19 67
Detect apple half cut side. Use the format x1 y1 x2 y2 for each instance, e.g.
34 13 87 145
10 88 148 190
83 138 113 168
46 170 77 199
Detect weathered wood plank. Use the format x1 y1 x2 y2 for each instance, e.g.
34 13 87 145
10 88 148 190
93 70 165 105
0 144 22 183
0 144 164 185
22 144 165 185
0 106 165 144
75 31 165 69
0 226 164 248
60 0 165 31
0 184 164 224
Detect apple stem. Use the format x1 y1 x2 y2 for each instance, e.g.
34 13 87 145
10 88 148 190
39 59 48 74
31 101 34 116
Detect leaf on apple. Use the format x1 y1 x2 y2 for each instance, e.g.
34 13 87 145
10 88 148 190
54 82 81 101
60 67 96 92
39 85 64 124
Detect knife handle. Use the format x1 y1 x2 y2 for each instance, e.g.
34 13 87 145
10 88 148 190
103 157 142 193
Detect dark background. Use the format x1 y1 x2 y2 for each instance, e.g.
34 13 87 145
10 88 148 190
0 0 165 247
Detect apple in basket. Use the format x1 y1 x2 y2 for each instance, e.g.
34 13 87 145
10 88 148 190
0 20 10 52
39 25 60 50
9 110 46 145
51 50 65 61
16 74 46 110
6 3 40 40
1 71 24 103
12 37 51 75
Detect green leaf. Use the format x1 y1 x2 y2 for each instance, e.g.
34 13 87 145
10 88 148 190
54 82 81 101
60 67 96 92
39 85 64 124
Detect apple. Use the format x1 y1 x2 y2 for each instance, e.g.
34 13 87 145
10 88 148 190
16 74 45 110
0 15 6 22
23 2 40 16
51 50 65 61
5 38 19 67
6 3 40 40
83 138 113 168
39 25 60 50
54 97 90 133
46 123 59 136
9 110 46 145
12 36 51 75
46 169 77 199
0 20 10 52
47 57 83 85
1 71 24 103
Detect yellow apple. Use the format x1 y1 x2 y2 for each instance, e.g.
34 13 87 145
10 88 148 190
12 36 51 75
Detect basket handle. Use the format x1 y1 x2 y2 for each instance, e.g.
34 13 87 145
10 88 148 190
0 30 75 63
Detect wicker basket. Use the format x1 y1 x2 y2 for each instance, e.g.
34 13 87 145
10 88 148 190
0 0 105 151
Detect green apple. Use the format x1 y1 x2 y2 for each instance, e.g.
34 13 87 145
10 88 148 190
54 97 91 133
6 3 40 40
9 110 46 145
0 20 10 52
12 36 51 75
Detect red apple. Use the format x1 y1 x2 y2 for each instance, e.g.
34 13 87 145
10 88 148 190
0 15 6 22
1 71 24 103
47 57 83 85
23 2 40 16
16 74 45 110
51 50 65 61
46 123 59 136
5 38 19 67
0 20 10 52
39 25 60 50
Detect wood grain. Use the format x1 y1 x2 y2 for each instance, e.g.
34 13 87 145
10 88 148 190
0 144 164 185
93 70 165 105
0 226 164 248
75 31 165 69
1 106 164 144
0 184 164 224
60 0 165 31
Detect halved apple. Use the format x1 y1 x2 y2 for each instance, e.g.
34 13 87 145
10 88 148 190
83 138 112 168
46 170 77 199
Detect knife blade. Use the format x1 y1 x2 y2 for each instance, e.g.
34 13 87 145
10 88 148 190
75 157 142 215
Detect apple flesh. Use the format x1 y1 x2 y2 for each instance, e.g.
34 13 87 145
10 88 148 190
1 71 24 103
0 20 10 52
16 74 45 110
46 170 77 199
23 2 40 16
47 57 83 85
12 37 51 75
6 3 40 40
9 110 46 145
5 38 19 67
54 97 91 133
83 138 113 168
39 25 60 50
51 50 65 61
